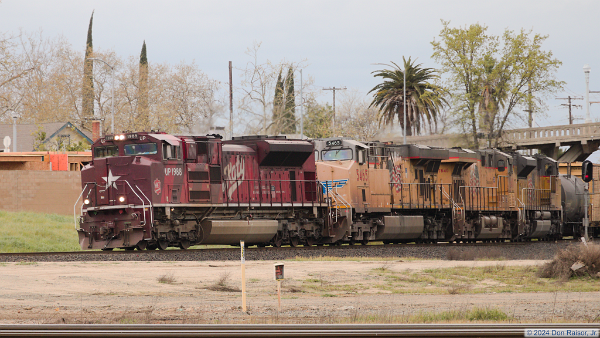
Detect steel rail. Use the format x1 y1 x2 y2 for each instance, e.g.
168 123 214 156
0 324 598 337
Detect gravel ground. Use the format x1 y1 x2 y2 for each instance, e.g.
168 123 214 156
0 240 574 263
0 258 599 324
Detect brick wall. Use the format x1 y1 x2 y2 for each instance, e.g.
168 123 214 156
0 170 82 215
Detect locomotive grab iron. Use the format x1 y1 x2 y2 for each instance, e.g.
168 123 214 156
75 132 599 250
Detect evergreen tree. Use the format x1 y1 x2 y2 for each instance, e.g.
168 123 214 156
138 40 149 131
282 66 296 133
271 69 284 134
81 11 95 128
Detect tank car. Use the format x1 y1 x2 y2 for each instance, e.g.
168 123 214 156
558 162 600 238
75 132 328 250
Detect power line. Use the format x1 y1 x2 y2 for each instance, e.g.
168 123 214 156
556 96 583 124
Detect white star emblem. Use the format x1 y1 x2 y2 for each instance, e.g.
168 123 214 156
102 169 121 189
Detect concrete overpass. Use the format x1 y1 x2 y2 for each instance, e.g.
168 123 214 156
389 122 600 162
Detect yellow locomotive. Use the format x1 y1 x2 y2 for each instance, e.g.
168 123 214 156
314 138 567 244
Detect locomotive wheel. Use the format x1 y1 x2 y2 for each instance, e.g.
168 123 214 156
146 243 158 250
179 240 190 250
136 241 147 251
158 240 169 250
124 247 135 251
361 238 369 245
290 237 300 247
305 238 317 247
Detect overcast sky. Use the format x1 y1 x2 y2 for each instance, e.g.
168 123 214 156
1 0 600 129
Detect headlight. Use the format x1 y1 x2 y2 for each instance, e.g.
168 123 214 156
84 199 90 205
118 196 126 203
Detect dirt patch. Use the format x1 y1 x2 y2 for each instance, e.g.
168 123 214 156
0 259 599 324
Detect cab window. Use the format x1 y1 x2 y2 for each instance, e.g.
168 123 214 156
497 159 505 172
124 143 158 155
94 145 118 158
322 148 353 161
162 143 181 160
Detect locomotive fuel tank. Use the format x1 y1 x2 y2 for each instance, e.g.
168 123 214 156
560 175 586 223
375 216 424 241
199 220 279 245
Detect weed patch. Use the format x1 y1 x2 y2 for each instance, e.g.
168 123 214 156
539 243 600 280
204 272 241 292
157 273 176 284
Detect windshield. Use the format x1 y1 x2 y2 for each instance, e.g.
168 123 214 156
124 143 158 156
94 146 119 158
322 148 353 161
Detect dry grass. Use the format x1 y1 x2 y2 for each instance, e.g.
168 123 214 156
157 273 176 284
538 243 600 280
447 284 471 294
204 272 241 292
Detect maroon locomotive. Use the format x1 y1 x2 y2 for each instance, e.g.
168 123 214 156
76 132 328 250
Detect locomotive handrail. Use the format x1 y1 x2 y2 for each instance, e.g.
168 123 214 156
516 196 526 225
521 187 552 211
134 185 154 225
222 178 322 208
74 182 96 230
458 185 498 211
391 182 452 209
122 180 150 226
441 186 464 224
319 181 351 223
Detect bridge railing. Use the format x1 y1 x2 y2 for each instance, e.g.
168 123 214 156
500 122 600 147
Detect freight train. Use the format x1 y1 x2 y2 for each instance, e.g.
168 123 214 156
75 132 599 250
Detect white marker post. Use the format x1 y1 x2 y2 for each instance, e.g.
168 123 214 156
240 240 246 312
274 263 284 311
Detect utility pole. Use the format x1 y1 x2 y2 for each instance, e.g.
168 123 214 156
557 96 583 124
300 69 304 139
229 61 233 140
322 86 346 131
584 64 591 123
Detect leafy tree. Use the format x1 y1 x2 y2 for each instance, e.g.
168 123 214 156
32 126 47 151
368 57 446 136
431 20 564 147
303 101 333 139
138 40 149 131
66 141 90 152
81 11 94 127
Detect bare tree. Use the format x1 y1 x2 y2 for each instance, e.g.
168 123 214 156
236 41 313 135
336 89 381 141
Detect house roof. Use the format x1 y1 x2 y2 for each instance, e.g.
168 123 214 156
0 122 93 152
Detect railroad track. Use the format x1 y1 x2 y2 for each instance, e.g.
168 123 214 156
0 240 572 262
0 324 598 337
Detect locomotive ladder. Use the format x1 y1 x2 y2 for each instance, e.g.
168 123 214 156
441 186 464 227
320 181 352 223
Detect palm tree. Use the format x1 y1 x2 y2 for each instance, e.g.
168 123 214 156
369 57 446 136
